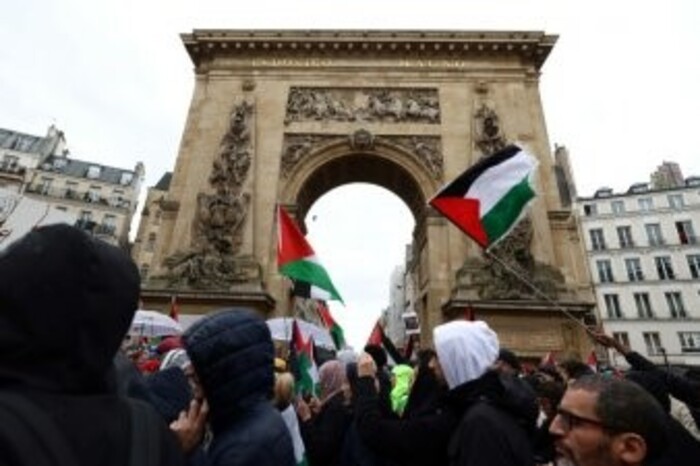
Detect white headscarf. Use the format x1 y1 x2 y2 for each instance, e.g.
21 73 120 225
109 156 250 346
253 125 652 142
433 320 499 389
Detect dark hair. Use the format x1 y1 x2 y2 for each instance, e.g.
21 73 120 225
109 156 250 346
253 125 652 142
625 371 671 413
498 348 522 372
559 358 593 380
570 374 668 459
364 344 388 369
416 348 437 370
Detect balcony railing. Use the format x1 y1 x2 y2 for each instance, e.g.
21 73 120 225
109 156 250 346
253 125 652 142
0 161 26 176
75 220 117 238
25 185 132 210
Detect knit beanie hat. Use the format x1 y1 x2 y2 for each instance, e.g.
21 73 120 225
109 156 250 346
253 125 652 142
433 320 499 389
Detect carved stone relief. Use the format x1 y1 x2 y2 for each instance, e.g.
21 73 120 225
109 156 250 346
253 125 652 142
474 103 507 157
159 101 261 289
388 136 443 180
284 87 440 124
280 132 443 180
453 218 566 300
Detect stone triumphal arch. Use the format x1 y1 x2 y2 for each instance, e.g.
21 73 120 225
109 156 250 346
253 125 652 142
136 30 596 356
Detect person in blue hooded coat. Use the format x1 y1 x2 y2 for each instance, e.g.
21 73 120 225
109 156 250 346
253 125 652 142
182 308 294 466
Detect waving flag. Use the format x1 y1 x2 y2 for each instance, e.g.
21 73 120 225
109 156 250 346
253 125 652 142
316 301 346 350
429 144 538 249
290 319 320 397
277 206 343 303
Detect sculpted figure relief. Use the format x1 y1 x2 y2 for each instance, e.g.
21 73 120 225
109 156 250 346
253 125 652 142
284 87 440 124
474 103 507 157
453 218 566 300
160 101 260 289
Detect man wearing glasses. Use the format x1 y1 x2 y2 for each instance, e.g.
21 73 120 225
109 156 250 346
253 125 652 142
549 375 668 466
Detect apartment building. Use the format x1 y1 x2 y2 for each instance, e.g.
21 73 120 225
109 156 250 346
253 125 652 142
131 172 172 281
578 174 700 367
0 125 143 248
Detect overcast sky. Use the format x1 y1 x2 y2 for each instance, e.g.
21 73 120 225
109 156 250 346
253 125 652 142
1 0 698 348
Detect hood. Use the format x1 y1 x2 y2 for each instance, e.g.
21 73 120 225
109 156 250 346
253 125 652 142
183 308 274 431
0 224 140 393
433 320 499 389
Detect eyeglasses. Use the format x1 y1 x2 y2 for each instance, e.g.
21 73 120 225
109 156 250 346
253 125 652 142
555 407 609 433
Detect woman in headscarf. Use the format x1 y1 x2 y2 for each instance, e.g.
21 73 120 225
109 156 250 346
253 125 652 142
297 360 352 466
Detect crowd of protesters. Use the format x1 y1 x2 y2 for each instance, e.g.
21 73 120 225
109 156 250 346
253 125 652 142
2 225 700 466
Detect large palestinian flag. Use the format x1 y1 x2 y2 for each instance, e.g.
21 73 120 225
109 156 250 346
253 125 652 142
429 144 538 249
277 205 343 302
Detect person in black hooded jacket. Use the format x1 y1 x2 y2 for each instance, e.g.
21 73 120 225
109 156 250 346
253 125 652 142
0 224 185 466
182 308 294 466
434 320 537 466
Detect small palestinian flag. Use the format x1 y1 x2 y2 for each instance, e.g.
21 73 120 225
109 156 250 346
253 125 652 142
290 319 320 397
429 144 538 249
277 205 343 302
316 301 346 350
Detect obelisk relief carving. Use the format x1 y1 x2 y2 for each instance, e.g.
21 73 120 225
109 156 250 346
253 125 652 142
159 101 260 289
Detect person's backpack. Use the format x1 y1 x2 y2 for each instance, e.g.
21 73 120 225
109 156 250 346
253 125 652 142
0 392 162 466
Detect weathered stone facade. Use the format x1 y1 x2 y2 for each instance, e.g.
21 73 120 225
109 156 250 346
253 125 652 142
136 30 596 356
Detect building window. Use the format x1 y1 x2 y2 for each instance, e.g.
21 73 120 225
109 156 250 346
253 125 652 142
668 194 684 209
603 294 622 319
665 291 687 318
645 223 664 246
655 256 675 280
676 220 697 245
79 211 92 222
613 332 630 348
120 172 134 185
634 292 654 318
84 185 102 203
643 332 663 356
688 254 700 279
54 206 67 212
679 332 700 353
638 197 653 212
596 260 614 283
589 228 606 251
583 204 597 216
37 177 53 195
86 165 101 179
617 226 634 248
611 200 625 214
625 258 644 281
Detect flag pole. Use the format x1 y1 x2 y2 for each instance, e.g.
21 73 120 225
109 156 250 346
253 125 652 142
483 249 591 332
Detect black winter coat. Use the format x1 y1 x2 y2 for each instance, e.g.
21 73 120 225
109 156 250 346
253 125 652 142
183 309 294 466
300 392 352 466
447 371 537 466
354 376 456 466
0 225 184 466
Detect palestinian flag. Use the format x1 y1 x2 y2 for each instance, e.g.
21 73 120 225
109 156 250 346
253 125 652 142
366 319 407 366
429 144 538 249
291 319 320 397
277 205 343 303
316 301 346 350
